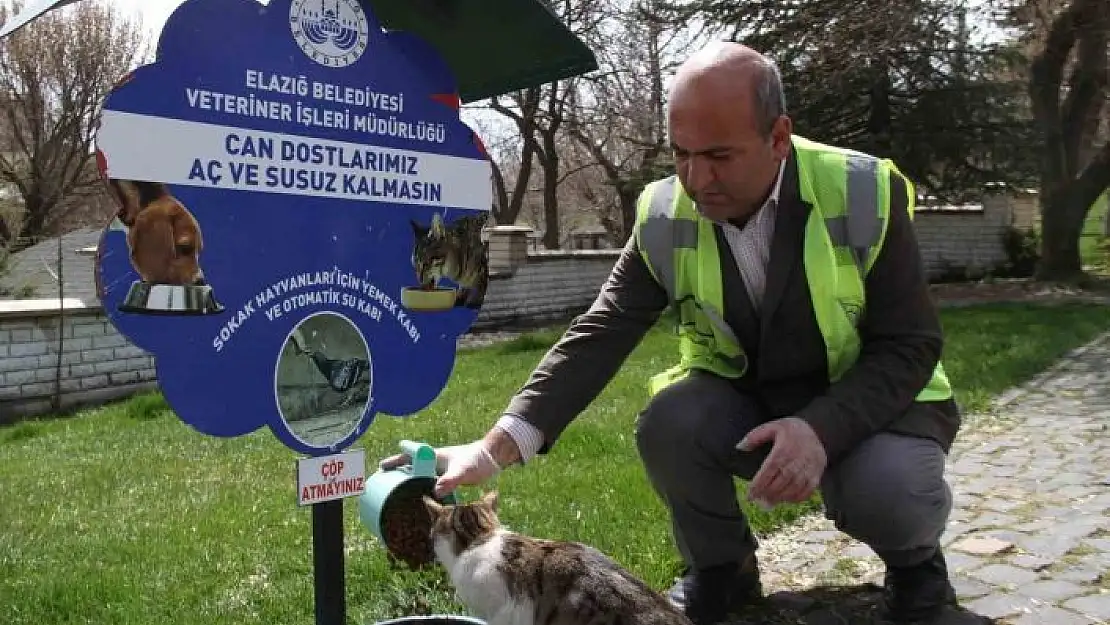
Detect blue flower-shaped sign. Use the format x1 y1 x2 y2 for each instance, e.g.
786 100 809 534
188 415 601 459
93 0 493 456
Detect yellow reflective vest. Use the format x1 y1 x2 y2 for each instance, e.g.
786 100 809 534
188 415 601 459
633 134 953 402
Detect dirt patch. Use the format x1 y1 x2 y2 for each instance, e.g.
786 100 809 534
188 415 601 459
724 585 997 624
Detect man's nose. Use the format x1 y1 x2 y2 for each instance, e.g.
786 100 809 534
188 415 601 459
682 156 714 192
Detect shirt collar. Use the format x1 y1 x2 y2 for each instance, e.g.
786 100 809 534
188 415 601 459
765 156 787 209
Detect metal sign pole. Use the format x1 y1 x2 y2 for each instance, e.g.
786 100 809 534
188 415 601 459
312 499 346 625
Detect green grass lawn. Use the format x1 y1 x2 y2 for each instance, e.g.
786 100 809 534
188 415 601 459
1081 191 1108 271
2 302 1109 625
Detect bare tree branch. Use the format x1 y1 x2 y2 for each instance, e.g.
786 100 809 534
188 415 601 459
0 0 146 248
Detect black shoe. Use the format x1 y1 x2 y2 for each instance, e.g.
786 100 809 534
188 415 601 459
881 548 989 624
666 553 763 625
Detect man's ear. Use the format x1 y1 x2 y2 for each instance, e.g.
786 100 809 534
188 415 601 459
770 115 793 160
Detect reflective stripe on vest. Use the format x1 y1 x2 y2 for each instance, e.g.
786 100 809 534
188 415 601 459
635 177 746 372
831 154 885 276
639 155 885 297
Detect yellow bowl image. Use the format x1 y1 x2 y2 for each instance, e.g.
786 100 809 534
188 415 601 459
401 286 456 312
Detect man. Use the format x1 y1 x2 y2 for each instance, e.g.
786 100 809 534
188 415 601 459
382 42 980 625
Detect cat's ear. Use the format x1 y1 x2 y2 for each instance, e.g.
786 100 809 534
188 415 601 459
410 219 425 237
480 490 499 512
422 495 445 517
430 212 445 236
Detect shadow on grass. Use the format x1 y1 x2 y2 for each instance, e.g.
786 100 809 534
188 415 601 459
0 390 171 444
495 331 561 355
356 578 999 624
0 421 40 444
726 584 995 624
122 391 171 420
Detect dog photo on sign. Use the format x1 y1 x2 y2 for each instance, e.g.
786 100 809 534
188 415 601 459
103 178 225 316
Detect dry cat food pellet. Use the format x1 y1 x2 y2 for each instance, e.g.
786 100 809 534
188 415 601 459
380 478 440 569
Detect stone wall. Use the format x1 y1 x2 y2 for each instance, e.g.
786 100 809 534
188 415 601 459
475 237 619 329
0 299 157 422
913 191 1024 279
0 191 1032 420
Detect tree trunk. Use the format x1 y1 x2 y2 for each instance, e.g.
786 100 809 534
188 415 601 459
1027 0 1109 281
539 124 561 250
487 88 542 226
1037 193 1087 279
542 149 561 249
19 194 48 243
489 139 536 225
508 140 537 225
490 159 509 223
1037 142 1110 279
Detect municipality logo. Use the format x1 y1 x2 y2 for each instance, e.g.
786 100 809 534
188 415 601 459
290 0 370 68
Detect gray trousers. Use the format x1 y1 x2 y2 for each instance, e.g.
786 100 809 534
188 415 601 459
635 370 952 570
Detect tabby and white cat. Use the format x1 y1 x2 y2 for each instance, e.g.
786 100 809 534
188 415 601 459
422 491 694 625
409 212 489 309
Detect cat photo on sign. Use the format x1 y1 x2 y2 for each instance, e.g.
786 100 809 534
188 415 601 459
405 210 490 312
422 491 694 625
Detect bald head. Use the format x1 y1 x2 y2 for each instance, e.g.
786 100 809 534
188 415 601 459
669 41 785 138
666 42 792 224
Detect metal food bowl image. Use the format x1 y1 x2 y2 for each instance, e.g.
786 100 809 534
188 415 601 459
400 286 457 312
359 440 457 569
118 281 226 315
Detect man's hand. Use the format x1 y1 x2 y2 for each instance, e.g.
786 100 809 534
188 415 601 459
737 417 827 506
378 428 521 498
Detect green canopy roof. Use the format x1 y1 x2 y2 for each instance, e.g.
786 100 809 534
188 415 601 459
368 0 598 102
0 0 598 102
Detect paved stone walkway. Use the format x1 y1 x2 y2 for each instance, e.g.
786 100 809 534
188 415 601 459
740 330 1110 624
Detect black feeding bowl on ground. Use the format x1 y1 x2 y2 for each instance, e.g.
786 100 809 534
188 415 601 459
373 617 487 625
